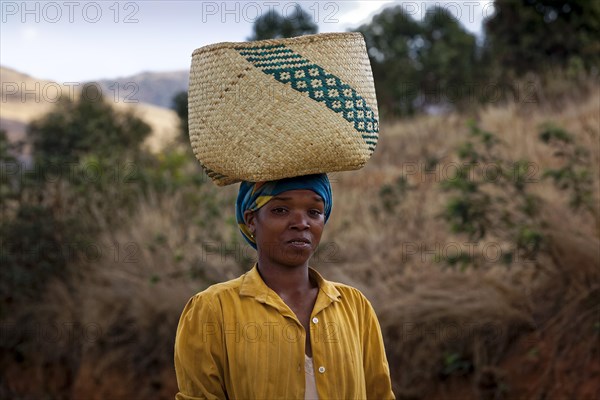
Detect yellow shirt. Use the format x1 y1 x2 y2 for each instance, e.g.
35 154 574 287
174 265 395 400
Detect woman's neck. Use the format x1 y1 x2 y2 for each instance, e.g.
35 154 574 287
256 260 316 297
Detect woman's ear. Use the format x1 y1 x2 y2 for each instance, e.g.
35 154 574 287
244 209 256 234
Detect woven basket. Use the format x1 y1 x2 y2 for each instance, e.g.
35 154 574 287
188 32 379 186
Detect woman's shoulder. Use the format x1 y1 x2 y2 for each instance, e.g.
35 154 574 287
189 272 247 302
178 273 248 320
319 275 373 306
324 279 385 328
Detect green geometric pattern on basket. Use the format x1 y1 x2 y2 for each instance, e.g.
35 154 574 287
236 44 379 152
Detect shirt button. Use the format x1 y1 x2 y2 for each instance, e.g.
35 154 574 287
312 317 319 324
318 366 326 374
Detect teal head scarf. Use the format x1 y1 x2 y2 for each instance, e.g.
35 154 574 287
235 174 333 249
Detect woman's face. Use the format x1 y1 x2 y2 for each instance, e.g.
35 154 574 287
244 189 325 267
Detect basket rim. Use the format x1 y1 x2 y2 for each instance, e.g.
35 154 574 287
191 32 365 57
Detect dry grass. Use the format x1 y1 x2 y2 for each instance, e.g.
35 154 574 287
2 83 599 399
324 88 599 398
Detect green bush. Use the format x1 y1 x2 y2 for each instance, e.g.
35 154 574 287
0 205 87 316
539 123 596 215
438 121 545 269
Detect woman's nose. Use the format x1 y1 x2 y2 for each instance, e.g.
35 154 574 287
289 211 309 229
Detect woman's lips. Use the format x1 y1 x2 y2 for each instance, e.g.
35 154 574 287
286 238 311 249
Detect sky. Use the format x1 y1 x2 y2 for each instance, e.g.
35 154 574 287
1 1 494 82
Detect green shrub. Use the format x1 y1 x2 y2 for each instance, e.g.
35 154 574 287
438 120 545 269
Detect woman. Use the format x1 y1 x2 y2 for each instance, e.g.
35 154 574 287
174 173 395 399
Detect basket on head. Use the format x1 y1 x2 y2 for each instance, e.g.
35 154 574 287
188 32 379 186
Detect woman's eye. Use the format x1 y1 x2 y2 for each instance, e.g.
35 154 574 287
310 209 323 216
272 207 287 214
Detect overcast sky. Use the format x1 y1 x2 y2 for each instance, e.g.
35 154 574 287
1 1 493 82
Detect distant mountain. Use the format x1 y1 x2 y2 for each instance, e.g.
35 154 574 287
91 70 189 108
0 66 179 153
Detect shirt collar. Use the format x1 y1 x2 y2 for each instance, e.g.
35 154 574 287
239 264 342 316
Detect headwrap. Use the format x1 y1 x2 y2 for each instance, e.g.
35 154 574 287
236 174 333 249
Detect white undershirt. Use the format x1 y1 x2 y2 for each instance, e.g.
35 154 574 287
304 354 319 400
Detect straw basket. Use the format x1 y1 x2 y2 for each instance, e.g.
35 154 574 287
188 32 379 186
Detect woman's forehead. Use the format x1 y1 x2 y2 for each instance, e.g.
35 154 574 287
271 189 324 202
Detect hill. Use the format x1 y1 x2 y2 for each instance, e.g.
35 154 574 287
93 70 189 108
0 66 179 153
2 64 598 400
12 88 596 400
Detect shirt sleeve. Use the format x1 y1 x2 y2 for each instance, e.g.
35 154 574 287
361 294 396 400
174 293 228 400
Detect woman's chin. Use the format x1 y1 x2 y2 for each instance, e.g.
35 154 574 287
276 248 314 267
281 252 312 267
